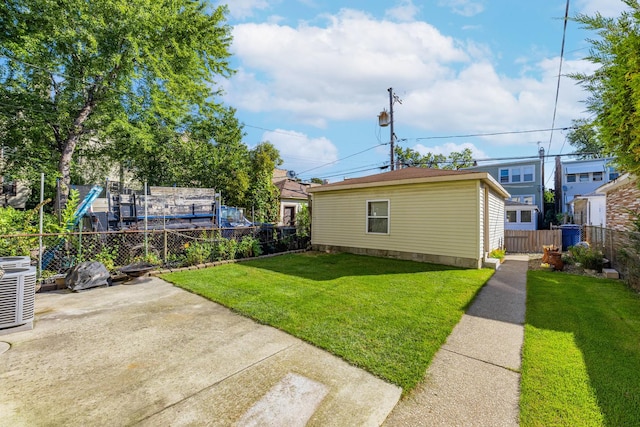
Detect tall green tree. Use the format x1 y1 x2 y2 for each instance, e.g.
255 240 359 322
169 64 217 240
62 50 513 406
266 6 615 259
0 0 234 206
572 1 640 175
247 142 282 223
394 146 474 169
566 118 605 159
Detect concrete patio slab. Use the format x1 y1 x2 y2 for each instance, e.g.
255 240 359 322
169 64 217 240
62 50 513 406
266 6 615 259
0 276 401 426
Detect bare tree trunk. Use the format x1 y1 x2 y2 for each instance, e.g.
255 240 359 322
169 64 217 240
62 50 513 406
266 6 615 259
57 99 95 208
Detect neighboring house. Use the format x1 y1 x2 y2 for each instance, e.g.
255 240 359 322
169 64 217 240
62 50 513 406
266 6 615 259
272 169 318 226
505 200 538 231
273 178 312 226
0 180 30 209
466 159 543 213
570 192 606 227
597 173 640 232
557 157 619 215
307 167 509 269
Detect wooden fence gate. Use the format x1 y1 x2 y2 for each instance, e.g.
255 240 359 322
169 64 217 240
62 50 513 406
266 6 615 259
504 230 562 253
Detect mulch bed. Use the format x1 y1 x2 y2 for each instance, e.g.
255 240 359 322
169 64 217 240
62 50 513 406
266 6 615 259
526 253 605 278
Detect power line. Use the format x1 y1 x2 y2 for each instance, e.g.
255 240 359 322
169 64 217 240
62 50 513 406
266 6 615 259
242 124 313 139
311 165 390 180
297 143 389 175
300 161 387 179
547 0 571 154
413 126 575 141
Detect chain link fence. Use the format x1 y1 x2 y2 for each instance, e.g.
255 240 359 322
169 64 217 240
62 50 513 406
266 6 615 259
0 225 309 283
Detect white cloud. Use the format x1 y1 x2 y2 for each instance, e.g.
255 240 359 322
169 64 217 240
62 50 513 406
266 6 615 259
225 8 595 158
261 129 339 174
438 0 485 17
385 0 420 22
227 9 469 122
575 0 630 18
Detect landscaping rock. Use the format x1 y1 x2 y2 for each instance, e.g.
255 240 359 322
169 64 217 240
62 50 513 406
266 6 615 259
65 261 112 291
603 268 620 279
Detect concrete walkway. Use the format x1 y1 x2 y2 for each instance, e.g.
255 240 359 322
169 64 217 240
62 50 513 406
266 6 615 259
384 254 528 426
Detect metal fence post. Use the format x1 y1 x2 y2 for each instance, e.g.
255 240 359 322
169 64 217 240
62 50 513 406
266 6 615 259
164 229 168 262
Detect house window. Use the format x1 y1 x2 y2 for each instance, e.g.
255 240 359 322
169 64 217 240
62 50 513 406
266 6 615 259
500 165 534 183
579 173 589 182
521 210 532 223
511 168 521 183
523 166 534 182
521 195 534 205
510 195 534 205
500 169 509 183
367 200 389 234
567 174 576 183
592 172 603 181
506 211 517 223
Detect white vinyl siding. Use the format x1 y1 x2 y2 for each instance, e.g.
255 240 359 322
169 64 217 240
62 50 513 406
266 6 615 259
479 183 485 259
312 181 482 260
487 189 505 251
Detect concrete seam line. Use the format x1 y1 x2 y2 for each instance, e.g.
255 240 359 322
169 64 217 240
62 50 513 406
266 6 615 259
440 347 521 373
134 343 298 423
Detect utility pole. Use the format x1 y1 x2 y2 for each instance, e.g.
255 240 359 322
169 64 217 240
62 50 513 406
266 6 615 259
389 88 395 171
539 145 545 220
379 88 402 171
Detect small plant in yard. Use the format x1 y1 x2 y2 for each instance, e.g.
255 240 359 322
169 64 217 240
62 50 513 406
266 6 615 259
215 237 237 260
237 235 262 258
93 245 119 272
132 251 162 266
569 244 604 272
488 247 506 261
185 241 214 265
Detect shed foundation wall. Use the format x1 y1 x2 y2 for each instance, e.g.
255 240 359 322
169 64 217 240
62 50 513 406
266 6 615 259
312 244 482 269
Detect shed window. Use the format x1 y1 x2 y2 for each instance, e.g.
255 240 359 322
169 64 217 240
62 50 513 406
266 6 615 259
521 210 532 223
506 211 517 223
579 173 589 182
592 172 603 181
367 200 389 234
567 174 576 183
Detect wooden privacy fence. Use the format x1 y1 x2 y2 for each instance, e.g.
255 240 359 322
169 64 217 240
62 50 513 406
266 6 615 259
504 230 562 253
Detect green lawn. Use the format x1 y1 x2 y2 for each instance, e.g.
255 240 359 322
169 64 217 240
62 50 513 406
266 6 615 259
521 271 640 427
161 251 493 393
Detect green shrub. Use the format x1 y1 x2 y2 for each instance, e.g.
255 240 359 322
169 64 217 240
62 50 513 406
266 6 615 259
488 247 506 261
569 245 604 272
93 245 119 272
215 237 237 261
237 235 262 258
185 241 213 265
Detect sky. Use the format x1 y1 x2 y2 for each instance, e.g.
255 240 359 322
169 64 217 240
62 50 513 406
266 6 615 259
215 0 630 187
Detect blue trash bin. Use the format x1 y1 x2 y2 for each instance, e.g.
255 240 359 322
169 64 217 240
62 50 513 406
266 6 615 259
560 224 581 251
